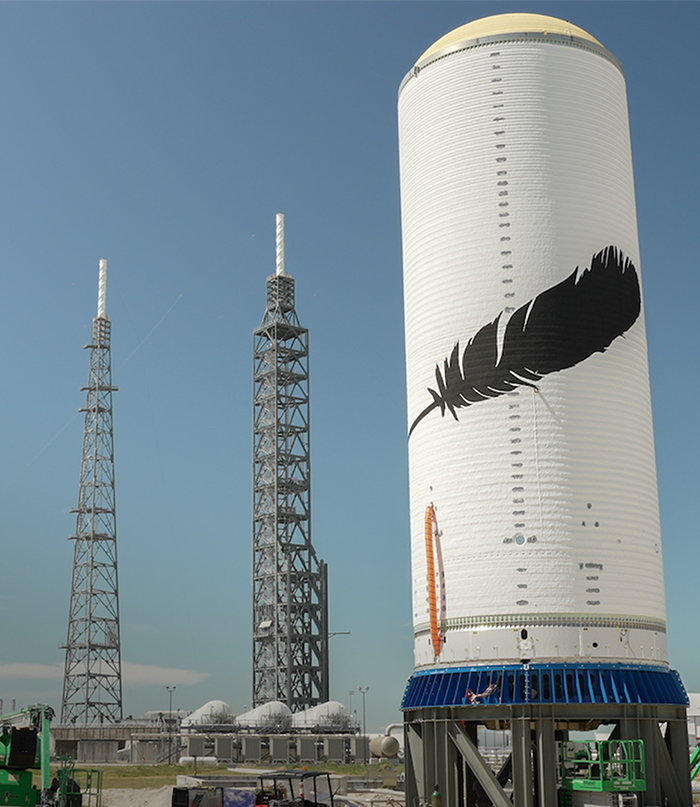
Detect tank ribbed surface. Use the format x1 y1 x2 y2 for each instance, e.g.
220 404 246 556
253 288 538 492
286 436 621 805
399 31 666 669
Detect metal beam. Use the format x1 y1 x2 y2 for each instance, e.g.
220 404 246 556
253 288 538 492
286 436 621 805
446 720 512 807
423 717 438 804
535 719 557 807
511 717 534 807
665 718 693 806
446 721 463 807
405 722 425 806
655 722 691 807
637 718 662 805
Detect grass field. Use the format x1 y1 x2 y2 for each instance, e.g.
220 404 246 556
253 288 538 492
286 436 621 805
35 763 230 790
35 761 400 790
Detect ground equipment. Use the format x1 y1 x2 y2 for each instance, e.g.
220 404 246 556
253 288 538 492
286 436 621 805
0 705 101 806
255 771 335 806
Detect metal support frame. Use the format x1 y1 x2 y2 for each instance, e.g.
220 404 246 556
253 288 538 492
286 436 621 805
511 716 534 807
252 229 329 711
535 718 557 807
62 261 123 725
404 703 692 807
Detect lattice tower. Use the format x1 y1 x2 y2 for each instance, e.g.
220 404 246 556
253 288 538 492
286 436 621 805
61 259 123 724
252 214 329 710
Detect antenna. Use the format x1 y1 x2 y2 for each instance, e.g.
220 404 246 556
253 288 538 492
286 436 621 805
276 213 285 276
97 259 108 319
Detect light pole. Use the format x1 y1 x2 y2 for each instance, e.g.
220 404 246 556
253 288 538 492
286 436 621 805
358 685 369 764
166 686 176 764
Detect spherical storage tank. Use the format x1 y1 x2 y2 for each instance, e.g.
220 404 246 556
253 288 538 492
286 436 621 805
399 14 673 680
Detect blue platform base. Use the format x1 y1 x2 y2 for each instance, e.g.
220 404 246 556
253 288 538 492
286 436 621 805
401 662 688 710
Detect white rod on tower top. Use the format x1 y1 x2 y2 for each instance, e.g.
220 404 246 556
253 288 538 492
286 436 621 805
98 259 108 319
275 213 285 276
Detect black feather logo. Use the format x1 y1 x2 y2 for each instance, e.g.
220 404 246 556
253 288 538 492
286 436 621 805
408 247 640 437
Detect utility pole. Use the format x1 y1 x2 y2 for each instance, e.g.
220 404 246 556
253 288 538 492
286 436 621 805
358 685 370 764
166 686 176 763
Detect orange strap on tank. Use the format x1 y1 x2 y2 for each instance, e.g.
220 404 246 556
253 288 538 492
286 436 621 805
425 505 441 657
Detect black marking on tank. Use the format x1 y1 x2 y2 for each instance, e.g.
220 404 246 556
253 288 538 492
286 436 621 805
408 247 640 437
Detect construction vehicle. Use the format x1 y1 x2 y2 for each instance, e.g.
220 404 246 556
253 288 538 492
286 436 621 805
559 740 645 806
0 704 54 805
255 771 335 806
172 770 337 807
0 704 101 806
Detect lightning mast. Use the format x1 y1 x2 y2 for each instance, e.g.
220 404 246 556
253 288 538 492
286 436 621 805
252 214 329 710
61 259 123 724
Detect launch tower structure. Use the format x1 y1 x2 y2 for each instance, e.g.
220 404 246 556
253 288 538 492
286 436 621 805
61 260 123 725
252 214 329 711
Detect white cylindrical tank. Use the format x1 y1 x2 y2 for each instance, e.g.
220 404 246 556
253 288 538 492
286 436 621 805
177 756 218 766
235 700 292 730
399 13 666 670
180 700 233 727
291 700 348 730
369 734 401 758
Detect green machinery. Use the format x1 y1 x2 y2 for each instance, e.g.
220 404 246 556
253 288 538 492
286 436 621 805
0 704 101 807
690 744 700 781
53 758 102 807
0 704 53 806
559 740 646 801
559 738 700 805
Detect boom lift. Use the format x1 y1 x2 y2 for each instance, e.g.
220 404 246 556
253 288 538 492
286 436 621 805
0 704 101 806
0 704 53 805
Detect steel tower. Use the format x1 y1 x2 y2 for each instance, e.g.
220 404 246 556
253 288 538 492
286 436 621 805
252 214 329 711
61 260 123 725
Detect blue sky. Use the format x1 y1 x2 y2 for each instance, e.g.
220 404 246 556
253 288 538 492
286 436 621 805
0 1 698 733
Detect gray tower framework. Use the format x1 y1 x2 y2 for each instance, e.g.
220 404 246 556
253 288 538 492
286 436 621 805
252 214 329 711
61 260 123 725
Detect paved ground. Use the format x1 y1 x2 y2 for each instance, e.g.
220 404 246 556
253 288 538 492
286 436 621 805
101 787 172 807
100 785 406 807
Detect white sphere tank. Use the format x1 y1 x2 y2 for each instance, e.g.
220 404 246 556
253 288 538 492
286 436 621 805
399 13 667 671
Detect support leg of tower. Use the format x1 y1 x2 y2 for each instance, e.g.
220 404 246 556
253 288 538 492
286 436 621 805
665 714 693 806
511 716 534 807
654 719 691 807
423 718 438 804
445 721 463 807
405 721 424 806
463 723 479 807
535 717 557 807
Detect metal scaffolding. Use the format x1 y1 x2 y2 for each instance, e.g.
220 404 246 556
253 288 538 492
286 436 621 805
252 214 329 711
403 702 692 807
61 259 123 725
402 664 692 806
